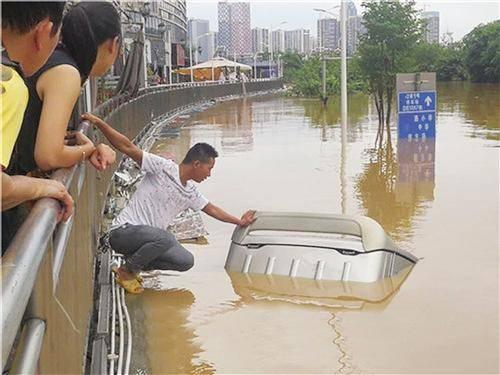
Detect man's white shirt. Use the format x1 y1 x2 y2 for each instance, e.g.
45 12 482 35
112 152 208 230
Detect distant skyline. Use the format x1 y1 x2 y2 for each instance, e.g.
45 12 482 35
186 0 499 41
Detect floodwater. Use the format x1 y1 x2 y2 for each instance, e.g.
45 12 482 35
127 82 499 374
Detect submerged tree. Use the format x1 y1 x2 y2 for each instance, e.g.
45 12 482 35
358 0 424 147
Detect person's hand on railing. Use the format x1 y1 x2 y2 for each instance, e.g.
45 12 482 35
36 179 74 222
89 144 116 171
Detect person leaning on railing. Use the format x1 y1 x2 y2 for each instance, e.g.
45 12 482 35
1 1 73 252
3 2 122 250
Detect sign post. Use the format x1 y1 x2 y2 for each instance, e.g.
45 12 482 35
395 72 437 204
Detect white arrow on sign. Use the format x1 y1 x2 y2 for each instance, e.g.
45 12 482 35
424 96 432 106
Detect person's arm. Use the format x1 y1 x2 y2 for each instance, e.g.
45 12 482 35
202 203 256 227
34 65 95 171
81 112 144 166
1 172 73 221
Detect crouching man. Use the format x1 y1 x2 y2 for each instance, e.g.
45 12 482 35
82 113 255 293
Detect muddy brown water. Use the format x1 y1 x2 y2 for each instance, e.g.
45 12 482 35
127 82 499 374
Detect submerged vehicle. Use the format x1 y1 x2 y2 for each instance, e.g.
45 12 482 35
225 212 418 283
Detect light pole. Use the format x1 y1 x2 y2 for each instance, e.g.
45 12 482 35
340 0 347 126
314 4 347 122
253 52 258 79
192 32 213 80
139 2 151 88
269 21 286 79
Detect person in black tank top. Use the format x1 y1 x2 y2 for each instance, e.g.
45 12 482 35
7 45 82 175
2 2 121 249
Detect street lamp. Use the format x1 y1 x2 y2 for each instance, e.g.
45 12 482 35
253 51 259 79
315 3 348 125
269 21 286 79
139 2 151 88
191 31 215 81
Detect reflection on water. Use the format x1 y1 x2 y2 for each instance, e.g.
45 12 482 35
130 82 498 374
227 266 413 310
438 82 499 140
128 288 216 374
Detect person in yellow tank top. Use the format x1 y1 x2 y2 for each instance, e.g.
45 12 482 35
1 2 72 222
1 61 28 167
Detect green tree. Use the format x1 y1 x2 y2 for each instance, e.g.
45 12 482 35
411 42 467 81
357 0 424 147
463 20 500 83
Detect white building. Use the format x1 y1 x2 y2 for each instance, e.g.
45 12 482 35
188 19 214 63
271 29 286 54
252 27 269 54
422 11 440 43
284 29 311 55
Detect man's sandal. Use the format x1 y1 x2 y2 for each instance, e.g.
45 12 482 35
115 277 144 294
111 265 143 282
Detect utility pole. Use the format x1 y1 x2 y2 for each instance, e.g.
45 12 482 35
189 40 194 82
340 0 348 126
322 57 327 105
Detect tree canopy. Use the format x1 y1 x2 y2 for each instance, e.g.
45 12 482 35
463 20 500 83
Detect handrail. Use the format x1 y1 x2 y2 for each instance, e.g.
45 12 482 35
9 319 46 374
1 121 91 369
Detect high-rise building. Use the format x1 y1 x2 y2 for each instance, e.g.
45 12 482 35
217 1 252 57
252 27 269 54
317 18 339 52
271 29 286 54
188 19 214 63
422 11 440 43
346 1 358 55
213 31 219 55
284 29 311 55
347 16 362 55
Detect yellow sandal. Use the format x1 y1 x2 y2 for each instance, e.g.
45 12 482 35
115 276 144 294
111 265 143 282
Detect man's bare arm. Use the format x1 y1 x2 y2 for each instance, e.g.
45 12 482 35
81 113 143 166
202 203 255 227
2 172 73 221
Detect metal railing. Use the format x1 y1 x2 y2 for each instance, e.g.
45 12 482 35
1 120 90 371
1 78 283 373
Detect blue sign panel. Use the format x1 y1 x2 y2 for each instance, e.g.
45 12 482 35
398 91 436 113
398 91 436 139
398 112 436 139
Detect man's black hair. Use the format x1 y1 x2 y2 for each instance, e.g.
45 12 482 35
182 143 219 164
1 2 65 36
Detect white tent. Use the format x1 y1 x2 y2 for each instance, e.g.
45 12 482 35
184 57 252 71
176 57 252 81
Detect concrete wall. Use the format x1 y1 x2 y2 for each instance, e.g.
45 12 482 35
28 80 282 374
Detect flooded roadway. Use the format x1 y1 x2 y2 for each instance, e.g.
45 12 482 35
127 82 499 374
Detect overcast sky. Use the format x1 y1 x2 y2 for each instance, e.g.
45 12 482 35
186 0 499 41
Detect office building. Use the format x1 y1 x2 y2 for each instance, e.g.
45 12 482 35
284 29 311 55
252 27 269 54
217 2 252 57
422 11 440 43
317 18 339 52
188 19 214 63
271 29 286 54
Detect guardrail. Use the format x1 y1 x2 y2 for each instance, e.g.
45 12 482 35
1 78 283 374
1 120 91 372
